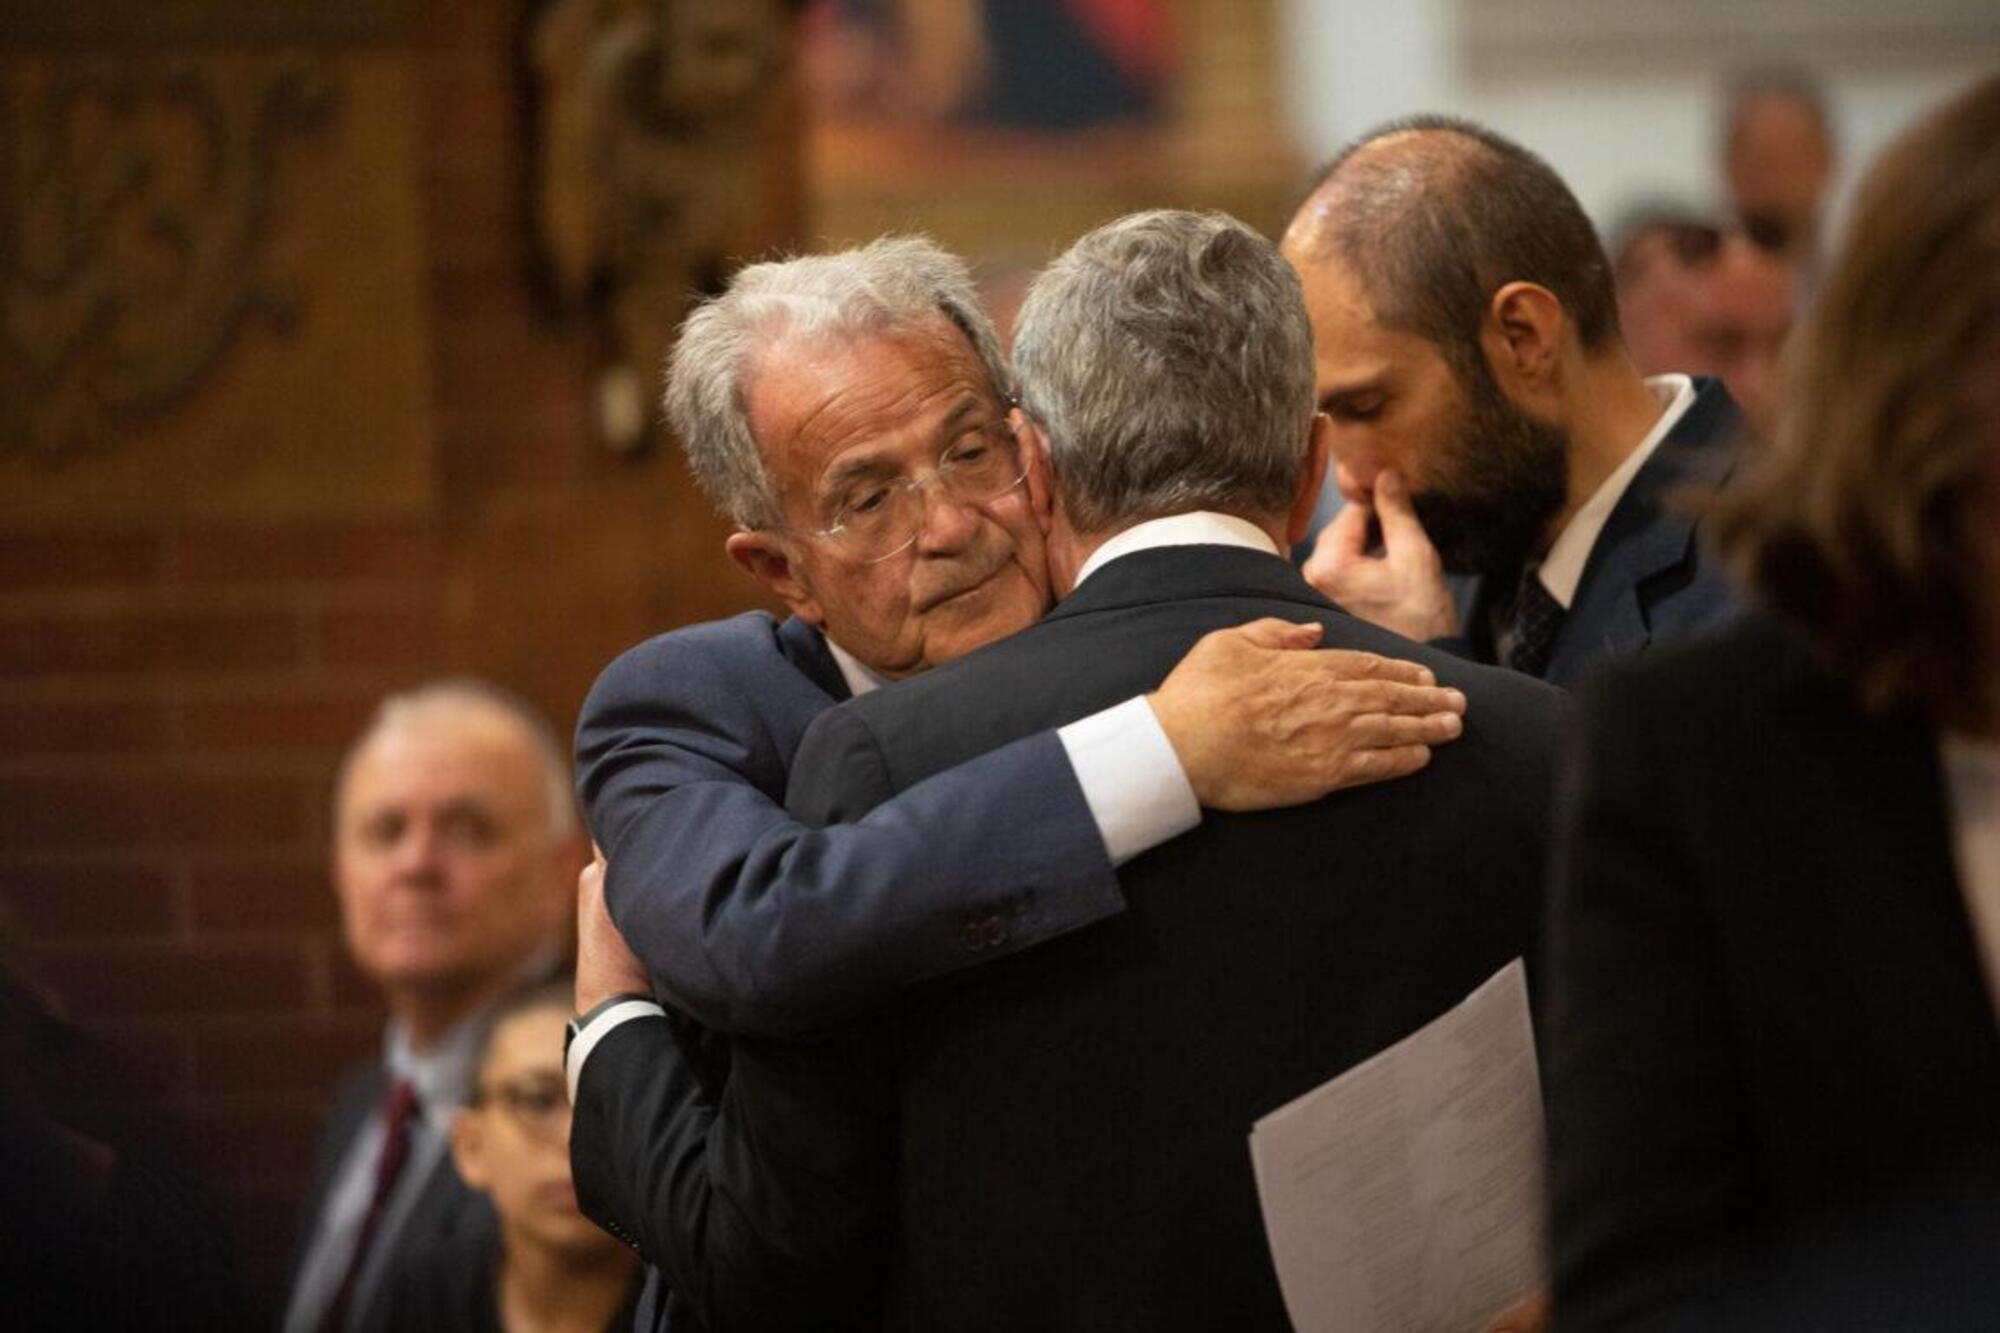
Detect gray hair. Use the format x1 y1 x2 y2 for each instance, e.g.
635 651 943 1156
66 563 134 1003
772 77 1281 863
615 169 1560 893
665 236 1012 530
1011 210 1316 534
337 678 578 842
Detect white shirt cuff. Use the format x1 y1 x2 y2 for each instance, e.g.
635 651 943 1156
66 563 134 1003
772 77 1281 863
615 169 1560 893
566 998 667 1103
1057 695 1202 867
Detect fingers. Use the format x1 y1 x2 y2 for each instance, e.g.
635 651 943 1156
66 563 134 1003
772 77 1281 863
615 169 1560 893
1341 743 1432 786
1227 617 1326 651
1311 649 1438 688
1350 709 1464 749
1371 471 1434 556
1322 499 1374 565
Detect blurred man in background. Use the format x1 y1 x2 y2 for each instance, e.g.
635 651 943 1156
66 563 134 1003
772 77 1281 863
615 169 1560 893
286 681 581 1333
1722 67 1836 281
1611 209 1794 437
370 979 639 1332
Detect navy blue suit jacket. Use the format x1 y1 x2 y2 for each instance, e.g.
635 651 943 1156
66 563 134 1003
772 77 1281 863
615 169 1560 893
574 610 1125 1036
1445 376 1746 688
578 549 1564 1332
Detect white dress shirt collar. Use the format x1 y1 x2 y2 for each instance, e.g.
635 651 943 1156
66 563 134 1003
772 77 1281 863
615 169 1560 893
826 638 890 698
1536 374 1696 609
1073 511 1280 590
384 1009 489 1134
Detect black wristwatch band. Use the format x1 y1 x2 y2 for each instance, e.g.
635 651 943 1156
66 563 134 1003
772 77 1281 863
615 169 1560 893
565 991 655 1060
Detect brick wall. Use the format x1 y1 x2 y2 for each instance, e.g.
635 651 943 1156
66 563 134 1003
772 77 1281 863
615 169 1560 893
1 0 778 1318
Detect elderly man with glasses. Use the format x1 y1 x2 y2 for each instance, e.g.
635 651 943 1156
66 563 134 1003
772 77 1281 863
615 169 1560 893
565 236 1473 1329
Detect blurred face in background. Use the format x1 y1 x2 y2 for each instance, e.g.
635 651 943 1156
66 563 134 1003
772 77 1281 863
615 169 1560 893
1618 226 1795 436
335 704 569 1004
452 1004 619 1256
1727 93 1833 260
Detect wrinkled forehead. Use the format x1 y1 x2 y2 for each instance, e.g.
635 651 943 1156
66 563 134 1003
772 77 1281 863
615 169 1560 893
744 318 1002 500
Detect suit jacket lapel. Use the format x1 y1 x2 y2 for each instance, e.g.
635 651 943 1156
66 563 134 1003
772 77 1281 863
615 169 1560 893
777 614 851 702
1548 378 1743 683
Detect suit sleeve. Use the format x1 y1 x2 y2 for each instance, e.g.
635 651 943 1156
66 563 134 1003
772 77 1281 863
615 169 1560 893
572 1011 898 1332
1544 675 1759 1332
579 632 1122 1037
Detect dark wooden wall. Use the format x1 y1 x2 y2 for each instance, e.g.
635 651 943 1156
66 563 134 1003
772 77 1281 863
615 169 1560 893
1 0 788 1316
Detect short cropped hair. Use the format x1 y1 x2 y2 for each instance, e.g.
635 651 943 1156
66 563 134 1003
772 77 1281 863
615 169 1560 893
1722 64 1834 149
1712 72 2000 723
1011 209 1316 534
665 236 1011 530
1299 115 1621 379
337 678 577 841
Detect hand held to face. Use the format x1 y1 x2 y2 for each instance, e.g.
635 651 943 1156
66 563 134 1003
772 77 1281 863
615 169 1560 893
1301 470 1461 644
1147 617 1468 812
574 850 651 1016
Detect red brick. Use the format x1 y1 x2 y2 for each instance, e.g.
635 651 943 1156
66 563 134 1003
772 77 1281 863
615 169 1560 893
180 690 379 754
189 858 338 932
44 1022 194 1102
0 608 303 677
34 940 314 1019
173 524 444 586
0 772 308 851
194 1014 379 1096
188 1097 324 1183
0 533 165 591
316 604 445 671
216 1177 313 1327
0 859 179 939
328 947 384 1008
0 697 169 755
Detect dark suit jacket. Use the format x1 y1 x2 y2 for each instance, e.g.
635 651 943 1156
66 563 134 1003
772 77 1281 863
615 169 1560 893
1446 376 1746 688
575 612 1124 1036
290 1063 492 1333
586 545 1558 1331
1545 616 2000 1331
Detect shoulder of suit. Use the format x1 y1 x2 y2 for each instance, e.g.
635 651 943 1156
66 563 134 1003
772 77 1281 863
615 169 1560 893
1581 613 1832 730
581 611 788 707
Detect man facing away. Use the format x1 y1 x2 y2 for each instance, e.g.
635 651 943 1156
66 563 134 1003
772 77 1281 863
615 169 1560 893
1285 116 1747 689
286 682 580 1333
566 234 1472 1329
576 210 1566 1331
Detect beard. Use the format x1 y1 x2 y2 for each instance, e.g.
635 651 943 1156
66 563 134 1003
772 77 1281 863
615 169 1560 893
1409 362 1569 580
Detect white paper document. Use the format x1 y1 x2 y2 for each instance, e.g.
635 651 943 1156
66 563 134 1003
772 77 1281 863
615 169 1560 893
1249 959 1546 1333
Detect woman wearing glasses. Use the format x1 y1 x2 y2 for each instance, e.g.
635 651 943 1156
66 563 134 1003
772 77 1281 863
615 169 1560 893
371 979 640 1333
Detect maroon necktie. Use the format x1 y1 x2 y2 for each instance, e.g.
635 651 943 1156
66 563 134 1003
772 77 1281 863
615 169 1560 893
319 1078 420 1333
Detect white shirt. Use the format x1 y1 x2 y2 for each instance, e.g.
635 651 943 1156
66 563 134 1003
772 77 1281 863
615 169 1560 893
282 1011 491 1333
1535 374 1697 610
1944 735 2000 1018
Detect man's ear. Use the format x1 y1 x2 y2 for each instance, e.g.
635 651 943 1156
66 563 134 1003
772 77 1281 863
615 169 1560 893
1010 409 1058 537
724 530 824 628
1481 281 1567 406
449 1107 489 1191
1286 413 1335 548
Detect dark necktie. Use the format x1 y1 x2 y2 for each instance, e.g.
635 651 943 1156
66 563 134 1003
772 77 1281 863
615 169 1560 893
319 1078 420 1333
1506 568 1567 679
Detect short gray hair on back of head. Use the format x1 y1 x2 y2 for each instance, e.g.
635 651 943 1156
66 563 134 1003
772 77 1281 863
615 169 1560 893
337 678 578 842
665 236 1012 530
1011 209 1316 534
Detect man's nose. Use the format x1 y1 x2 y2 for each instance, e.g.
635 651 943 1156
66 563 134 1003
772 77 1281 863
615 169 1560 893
911 480 983 555
387 824 447 882
1334 456 1378 506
